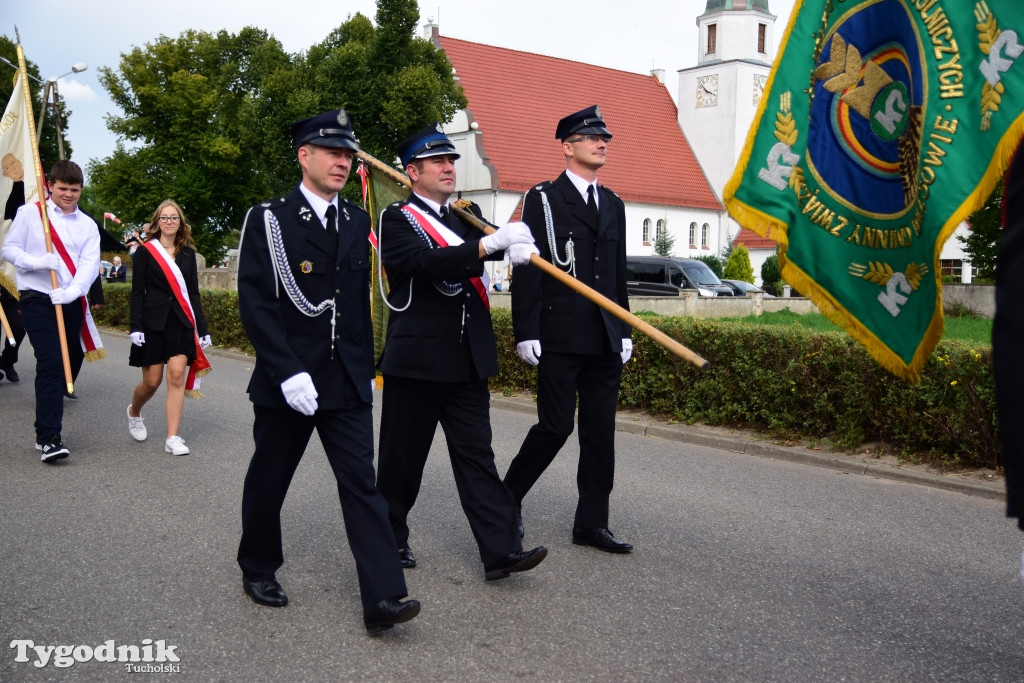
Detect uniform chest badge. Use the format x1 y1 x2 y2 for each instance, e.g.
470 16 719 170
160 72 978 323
300 260 314 274
299 206 312 222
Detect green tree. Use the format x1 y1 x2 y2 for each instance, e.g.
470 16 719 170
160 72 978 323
695 254 723 277
88 1 466 260
0 35 71 173
761 253 783 295
958 181 1001 282
653 225 675 256
723 243 755 282
88 27 293 261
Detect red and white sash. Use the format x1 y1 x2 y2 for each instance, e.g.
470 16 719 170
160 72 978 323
400 204 490 309
141 240 211 397
37 203 106 361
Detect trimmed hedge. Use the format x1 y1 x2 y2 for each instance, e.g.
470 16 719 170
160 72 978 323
491 308 997 470
94 287 999 469
92 284 254 355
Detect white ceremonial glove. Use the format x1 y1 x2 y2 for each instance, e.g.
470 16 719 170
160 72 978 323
517 340 542 366
507 242 539 267
49 286 82 306
129 332 146 347
199 335 212 349
620 338 633 364
281 372 318 416
27 252 61 271
480 221 535 255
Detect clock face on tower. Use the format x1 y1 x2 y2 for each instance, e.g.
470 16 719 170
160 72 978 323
753 74 767 105
696 74 718 108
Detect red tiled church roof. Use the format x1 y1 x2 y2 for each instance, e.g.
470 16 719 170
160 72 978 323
438 36 722 211
733 227 778 249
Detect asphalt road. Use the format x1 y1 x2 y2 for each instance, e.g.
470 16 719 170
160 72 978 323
1 331 1021 681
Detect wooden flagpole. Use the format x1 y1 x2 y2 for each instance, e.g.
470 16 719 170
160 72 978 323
0 299 14 345
357 151 709 371
14 29 75 393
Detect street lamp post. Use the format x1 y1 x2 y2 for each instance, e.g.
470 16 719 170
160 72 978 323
0 56 88 161
38 63 88 161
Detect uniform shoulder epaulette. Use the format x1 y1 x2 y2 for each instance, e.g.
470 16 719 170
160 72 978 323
531 180 555 192
600 186 620 199
260 195 288 208
341 197 368 216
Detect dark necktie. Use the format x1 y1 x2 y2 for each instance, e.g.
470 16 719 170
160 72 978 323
325 204 338 238
439 205 450 226
586 185 599 222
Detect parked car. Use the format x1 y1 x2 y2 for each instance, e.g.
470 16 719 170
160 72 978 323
721 279 775 297
625 256 736 297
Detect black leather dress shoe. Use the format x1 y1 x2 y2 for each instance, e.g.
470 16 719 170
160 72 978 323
242 578 288 607
484 546 548 580
363 597 420 634
398 546 416 569
2 365 17 382
572 527 633 553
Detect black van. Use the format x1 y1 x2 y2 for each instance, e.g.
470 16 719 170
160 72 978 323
625 256 736 297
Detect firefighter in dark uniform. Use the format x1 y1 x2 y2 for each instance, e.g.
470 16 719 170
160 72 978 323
235 108 419 634
994 146 1024 581
375 123 548 580
505 105 635 553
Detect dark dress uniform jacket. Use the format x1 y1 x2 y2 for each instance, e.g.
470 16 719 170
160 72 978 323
378 195 496 382
995 148 1024 530
512 171 630 353
237 187 374 408
129 245 209 337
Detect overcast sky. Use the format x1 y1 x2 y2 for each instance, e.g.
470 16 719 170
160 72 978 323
4 0 797 173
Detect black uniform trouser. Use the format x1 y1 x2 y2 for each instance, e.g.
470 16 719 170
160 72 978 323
376 375 522 564
20 291 84 444
995 148 1024 531
1 288 26 369
237 401 408 610
504 351 622 529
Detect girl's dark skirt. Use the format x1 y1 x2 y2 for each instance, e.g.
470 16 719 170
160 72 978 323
129 315 197 368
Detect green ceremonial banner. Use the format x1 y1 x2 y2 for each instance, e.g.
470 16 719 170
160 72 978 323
361 160 406 365
725 0 1024 382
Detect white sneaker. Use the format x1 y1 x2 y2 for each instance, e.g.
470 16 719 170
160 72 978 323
127 405 147 441
165 435 189 456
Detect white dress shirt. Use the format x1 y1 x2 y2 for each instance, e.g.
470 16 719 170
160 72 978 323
1 198 100 296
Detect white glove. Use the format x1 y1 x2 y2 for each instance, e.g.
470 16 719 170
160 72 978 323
480 221 534 255
130 331 146 347
517 340 541 366
620 338 633 364
281 372 318 416
199 335 212 349
506 242 539 267
27 252 60 271
49 286 82 306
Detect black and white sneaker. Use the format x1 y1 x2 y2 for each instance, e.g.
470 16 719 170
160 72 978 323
39 440 70 463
